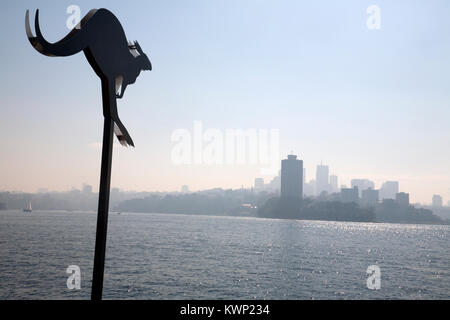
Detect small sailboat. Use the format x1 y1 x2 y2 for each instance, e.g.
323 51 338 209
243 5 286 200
23 202 32 212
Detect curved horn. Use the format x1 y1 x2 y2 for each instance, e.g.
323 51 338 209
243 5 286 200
25 9 89 57
26 10 47 55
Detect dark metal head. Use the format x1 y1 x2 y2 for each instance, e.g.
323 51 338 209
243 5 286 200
25 8 152 148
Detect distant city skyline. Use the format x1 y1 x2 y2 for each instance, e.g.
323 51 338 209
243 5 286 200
1 160 448 206
256 154 449 206
1 170 448 208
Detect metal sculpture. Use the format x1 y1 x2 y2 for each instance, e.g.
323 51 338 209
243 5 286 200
25 8 151 300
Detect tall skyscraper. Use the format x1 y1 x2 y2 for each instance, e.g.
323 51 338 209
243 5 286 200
432 195 443 207
281 155 303 198
379 181 399 200
315 164 329 195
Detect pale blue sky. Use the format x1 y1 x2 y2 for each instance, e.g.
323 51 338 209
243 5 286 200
1 0 449 203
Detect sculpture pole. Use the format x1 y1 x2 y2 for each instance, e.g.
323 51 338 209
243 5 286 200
91 80 115 300
91 117 114 300
25 8 152 300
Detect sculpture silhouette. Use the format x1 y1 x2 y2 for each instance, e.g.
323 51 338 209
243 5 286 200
25 8 152 147
25 8 151 300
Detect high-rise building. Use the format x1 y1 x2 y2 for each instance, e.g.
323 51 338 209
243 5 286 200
280 155 303 198
181 185 190 193
316 164 329 195
341 186 359 203
432 195 443 207
361 188 379 207
254 178 264 191
330 175 338 193
379 181 399 200
395 192 409 206
351 179 375 197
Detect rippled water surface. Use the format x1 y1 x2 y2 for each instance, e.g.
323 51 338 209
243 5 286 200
0 210 448 299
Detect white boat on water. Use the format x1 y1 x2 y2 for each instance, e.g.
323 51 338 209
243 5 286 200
23 202 32 212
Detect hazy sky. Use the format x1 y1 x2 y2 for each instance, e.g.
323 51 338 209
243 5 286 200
1 0 450 204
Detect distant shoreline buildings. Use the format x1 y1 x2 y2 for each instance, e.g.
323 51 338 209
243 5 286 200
253 154 446 210
0 154 448 223
252 154 449 224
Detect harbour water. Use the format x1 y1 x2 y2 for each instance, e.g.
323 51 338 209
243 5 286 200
0 210 448 299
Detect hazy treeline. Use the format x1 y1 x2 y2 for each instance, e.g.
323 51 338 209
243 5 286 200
0 190 157 211
422 205 450 220
257 196 446 225
258 197 375 222
0 191 97 211
115 188 275 216
375 200 444 224
1 189 446 225
0 188 274 215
